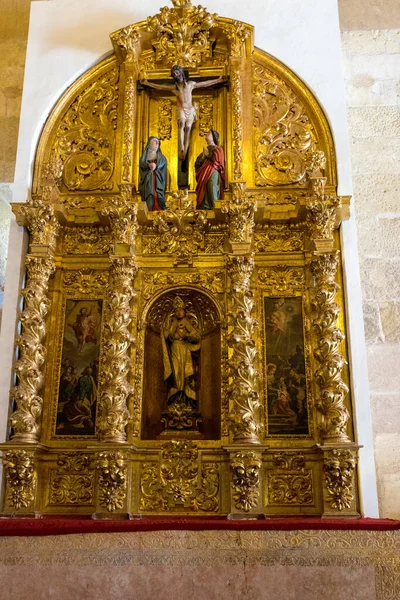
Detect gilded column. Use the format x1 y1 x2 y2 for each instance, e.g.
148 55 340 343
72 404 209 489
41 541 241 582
226 254 261 444
9 199 59 443
98 186 138 442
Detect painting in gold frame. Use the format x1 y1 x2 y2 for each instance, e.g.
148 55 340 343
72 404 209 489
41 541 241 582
55 299 103 436
264 296 309 436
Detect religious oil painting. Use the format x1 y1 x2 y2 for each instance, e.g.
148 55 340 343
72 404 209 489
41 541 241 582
264 296 309 435
55 299 103 436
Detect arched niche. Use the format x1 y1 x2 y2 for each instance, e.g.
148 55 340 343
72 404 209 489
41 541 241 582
141 287 221 441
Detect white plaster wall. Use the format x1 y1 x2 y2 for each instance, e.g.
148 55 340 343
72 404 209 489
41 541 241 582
0 0 379 515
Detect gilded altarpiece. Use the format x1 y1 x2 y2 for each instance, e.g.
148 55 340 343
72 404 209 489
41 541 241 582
1 1 359 519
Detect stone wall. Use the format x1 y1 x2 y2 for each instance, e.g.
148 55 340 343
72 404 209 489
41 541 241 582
341 28 400 518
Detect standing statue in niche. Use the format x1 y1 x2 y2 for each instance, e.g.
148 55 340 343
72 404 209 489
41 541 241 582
195 129 225 209
142 66 224 161
139 136 167 211
161 296 202 433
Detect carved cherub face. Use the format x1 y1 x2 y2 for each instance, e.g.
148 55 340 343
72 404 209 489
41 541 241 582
175 307 185 319
149 138 159 151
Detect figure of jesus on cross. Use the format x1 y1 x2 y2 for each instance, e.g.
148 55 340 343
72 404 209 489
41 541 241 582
142 66 225 161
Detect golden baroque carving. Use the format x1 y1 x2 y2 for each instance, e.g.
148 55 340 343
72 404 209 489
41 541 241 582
146 2 217 67
226 255 261 443
257 266 305 294
231 71 243 180
268 452 313 505
96 452 127 512
102 186 138 248
110 25 140 62
141 269 225 302
324 449 356 511
10 256 55 443
2 450 35 510
62 269 109 295
158 99 172 140
55 66 119 191
140 441 219 512
122 75 136 182
15 199 60 251
310 253 350 443
63 226 112 255
306 179 341 245
253 224 304 253
253 62 321 186
98 258 137 442
204 233 225 253
226 20 251 58
154 190 208 263
198 95 214 138
230 451 261 513
222 182 255 245
48 454 94 506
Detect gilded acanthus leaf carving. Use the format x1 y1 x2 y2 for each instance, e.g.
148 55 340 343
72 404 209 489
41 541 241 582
141 269 225 302
222 183 255 245
257 266 305 293
122 75 136 182
10 256 55 443
140 441 219 513
268 453 314 505
62 269 109 295
102 186 138 248
230 452 261 513
227 255 262 443
2 450 35 510
226 20 251 58
49 453 94 506
96 452 127 512
154 190 208 263
110 25 140 62
63 226 112 255
324 449 356 511
158 99 172 140
146 2 217 67
253 224 304 253
98 259 137 442
253 62 321 186
198 95 214 138
55 66 119 191
310 253 350 443
15 199 60 250
231 71 243 180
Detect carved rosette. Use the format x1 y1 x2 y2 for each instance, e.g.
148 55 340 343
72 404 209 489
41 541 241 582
222 183 255 252
98 259 137 442
226 256 261 443
310 253 350 444
2 450 35 510
96 451 127 512
324 449 356 511
230 451 261 513
10 256 56 443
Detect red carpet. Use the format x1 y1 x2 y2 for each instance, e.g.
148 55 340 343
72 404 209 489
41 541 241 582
0 517 398 536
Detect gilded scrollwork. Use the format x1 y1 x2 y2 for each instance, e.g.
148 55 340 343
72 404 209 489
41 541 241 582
257 266 305 294
158 99 172 140
141 269 225 305
2 450 35 510
306 186 341 246
226 20 251 58
140 441 219 513
226 255 261 443
253 62 320 186
310 253 350 443
55 67 119 191
324 449 356 511
15 199 60 251
102 186 138 248
253 224 304 253
62 269 109 295
154 190 208 263
98 259 137 442
198 95 214 138
63 226 112 255
231 71 243 180
96 452 127 512
146 2 216 67
110 25 140 62
48 453 94 507
122 75 136 182
230 451 261 513
268 452 314 505
222 182 255 246
10 256 55 443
